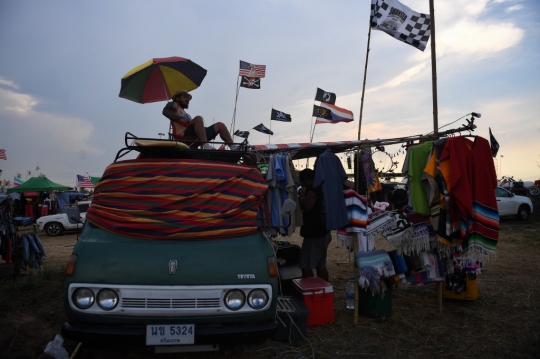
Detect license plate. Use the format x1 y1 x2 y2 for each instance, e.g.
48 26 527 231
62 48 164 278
146 324 195 346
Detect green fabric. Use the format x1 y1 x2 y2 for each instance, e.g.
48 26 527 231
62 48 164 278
7 176 70 193
408 141 433 215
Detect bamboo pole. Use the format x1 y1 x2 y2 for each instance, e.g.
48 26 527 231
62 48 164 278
357 24 372 141
429 0 439 135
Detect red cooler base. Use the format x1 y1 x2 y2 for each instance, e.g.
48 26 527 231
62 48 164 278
292 278 334 327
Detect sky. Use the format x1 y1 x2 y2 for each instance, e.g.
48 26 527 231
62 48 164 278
1 0 539 188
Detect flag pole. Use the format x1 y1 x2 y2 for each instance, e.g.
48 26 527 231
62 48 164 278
429 0 439 135
230 77 241 137
357 22 372 141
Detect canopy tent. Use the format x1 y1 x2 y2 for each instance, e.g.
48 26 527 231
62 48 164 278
90 176 100 186
7 176 70 193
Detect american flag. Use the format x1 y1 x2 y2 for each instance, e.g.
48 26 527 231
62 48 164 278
76 174 94 188
0 149 6 160
239 61 266 78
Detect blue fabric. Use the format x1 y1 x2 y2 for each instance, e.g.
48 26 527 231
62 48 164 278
313 149 349 230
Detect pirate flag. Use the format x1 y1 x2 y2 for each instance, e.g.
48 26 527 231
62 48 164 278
489 127 500 158
240 76 261 89
253 123 273 135
271 109 292 122
234 130 250 138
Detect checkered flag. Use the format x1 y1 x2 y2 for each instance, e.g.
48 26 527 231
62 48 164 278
370 0 431 51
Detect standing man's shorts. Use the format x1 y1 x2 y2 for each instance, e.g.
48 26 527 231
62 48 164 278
300 232 332 269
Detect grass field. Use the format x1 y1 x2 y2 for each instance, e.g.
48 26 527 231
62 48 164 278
1 201 539 358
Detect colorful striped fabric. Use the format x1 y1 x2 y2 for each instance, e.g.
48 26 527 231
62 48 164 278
86 159 268 240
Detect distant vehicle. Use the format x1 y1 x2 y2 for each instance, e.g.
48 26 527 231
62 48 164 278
495 187 533 220
36 201 91 236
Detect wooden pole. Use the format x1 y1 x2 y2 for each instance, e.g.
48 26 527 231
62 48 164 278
429 0 439 135
357 24 372 141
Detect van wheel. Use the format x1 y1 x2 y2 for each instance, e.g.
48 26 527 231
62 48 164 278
45 222 64 236
516 205 530 220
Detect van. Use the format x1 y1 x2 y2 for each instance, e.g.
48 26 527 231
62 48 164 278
61 142 291 351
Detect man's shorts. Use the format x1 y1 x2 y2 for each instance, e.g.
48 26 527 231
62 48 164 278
300 232 332 269
184 124 218 141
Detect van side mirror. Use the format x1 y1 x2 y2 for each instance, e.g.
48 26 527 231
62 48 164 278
280 199 297 218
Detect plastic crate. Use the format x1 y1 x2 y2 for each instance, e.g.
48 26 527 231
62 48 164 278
273 296 309 342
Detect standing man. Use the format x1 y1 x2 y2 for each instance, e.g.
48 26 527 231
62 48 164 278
163 89 239 150
298 169 332 282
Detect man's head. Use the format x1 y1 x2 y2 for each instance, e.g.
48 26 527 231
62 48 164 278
299 168 315 187
171 89 192 109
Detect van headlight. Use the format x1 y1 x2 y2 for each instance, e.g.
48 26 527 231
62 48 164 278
247 289 268 309
97 289 119 311
72 288 95 309
224 290 246 310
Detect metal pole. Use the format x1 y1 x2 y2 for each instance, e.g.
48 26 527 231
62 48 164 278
429 0 439 135
230 77 240 136
358 24 372 141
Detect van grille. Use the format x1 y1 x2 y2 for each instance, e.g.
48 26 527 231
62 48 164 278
122 298 220 309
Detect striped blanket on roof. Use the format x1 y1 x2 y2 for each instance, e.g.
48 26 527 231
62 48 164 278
86 158 268 240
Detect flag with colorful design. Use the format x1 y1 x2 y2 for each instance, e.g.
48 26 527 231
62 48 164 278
0 149 6 160
313 103 354 124
14 177 23 187
77 173 94 188
239 61 266 78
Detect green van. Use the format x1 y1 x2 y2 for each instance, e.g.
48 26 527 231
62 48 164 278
61 143 288 351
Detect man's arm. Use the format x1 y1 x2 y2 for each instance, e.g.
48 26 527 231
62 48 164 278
301 188 317 212
162 102 191 125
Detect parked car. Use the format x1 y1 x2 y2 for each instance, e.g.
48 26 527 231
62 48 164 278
36 201 91 236
495 186 533 220
61 147 293 352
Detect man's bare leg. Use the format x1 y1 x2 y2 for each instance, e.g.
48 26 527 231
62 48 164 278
191 116 208 142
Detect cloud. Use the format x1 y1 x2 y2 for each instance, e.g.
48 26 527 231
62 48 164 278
0 76 20 90
367 62 428 93
0 87 37 114
438 20 524 56
505 5 523 12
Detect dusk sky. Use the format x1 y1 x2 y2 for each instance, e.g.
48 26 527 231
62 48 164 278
1 0 539 187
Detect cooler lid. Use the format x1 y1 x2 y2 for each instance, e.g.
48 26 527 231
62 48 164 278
292 278 334 293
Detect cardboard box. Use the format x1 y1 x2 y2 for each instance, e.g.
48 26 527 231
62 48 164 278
292 278 334 327
273 296 309 342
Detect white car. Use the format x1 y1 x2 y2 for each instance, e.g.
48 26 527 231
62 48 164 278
36 201 91 236
495 187 533 220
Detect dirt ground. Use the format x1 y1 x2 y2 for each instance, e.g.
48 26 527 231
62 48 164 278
1 200 539 359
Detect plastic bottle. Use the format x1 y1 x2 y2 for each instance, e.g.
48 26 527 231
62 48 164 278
346 277 355 310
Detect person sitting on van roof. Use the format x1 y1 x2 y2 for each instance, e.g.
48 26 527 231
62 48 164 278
163 89 240 150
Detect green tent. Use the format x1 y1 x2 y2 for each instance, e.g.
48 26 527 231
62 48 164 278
7 176 70 193
90 176 101 186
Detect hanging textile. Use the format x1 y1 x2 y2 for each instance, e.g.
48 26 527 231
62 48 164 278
438 136 499 260
313 149 349 230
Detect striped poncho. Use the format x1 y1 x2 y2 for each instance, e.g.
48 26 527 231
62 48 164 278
86 158 268 240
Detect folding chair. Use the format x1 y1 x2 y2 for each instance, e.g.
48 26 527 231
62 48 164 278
169 120 200 148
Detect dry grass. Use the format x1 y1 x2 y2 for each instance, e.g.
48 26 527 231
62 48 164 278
1 199 539 358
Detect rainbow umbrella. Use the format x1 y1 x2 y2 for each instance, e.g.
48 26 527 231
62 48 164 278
119 57 207 104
